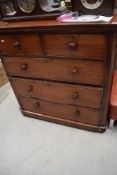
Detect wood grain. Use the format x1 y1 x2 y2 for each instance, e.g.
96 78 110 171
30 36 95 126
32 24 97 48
44 34 107 59
10 77 103 109
0 34 42 56
3 57 105 86
19 96 101 125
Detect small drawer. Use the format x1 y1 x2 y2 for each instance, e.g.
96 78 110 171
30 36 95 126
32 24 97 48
44 34 107 59
3 57 105 86
19 96 101 125
0 34 42 56
11 78 103 109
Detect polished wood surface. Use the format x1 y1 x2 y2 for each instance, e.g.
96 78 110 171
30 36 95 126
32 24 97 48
19 96 101 125
44 34 107 59
10 78 103 109
0 18 115 30
0 34 42 56
0 11 117 31
0 33 107 59
3 57 105 85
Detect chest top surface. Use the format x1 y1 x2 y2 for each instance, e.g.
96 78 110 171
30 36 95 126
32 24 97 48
0 9 117 32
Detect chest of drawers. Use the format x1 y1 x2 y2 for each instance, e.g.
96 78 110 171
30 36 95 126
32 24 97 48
0 20 116 132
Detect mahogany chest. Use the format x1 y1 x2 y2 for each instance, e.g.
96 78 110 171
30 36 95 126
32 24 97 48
0 18 117 132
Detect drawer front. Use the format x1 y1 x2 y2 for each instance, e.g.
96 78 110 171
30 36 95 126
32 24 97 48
0 34 42 56
19 96 101 125
11 78 103 109
3 57 105 85
44 34 107 59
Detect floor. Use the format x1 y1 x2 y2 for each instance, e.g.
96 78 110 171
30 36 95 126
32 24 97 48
0 84 117 175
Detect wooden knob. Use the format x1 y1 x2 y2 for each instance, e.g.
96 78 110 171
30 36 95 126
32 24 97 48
68 42 78 50
21 64 28 71
75 110 80 117
26 85 33 92
34 102 40 109
13 41 21 48
72 67 79 74
72 92 79 99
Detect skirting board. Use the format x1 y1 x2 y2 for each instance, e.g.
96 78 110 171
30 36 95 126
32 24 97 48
21 109 107 133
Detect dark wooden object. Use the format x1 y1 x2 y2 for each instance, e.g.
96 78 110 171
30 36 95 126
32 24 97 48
71 0 115 16
0 0 67 22
1 14 117 132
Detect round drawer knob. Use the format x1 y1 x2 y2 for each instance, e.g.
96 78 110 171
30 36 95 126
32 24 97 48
21 64 28 71
13 41 21 49
26 85 33 92
75 110 80 117
68 42 78 50
72 92 79 99
34 102 40 109
72 67 79 74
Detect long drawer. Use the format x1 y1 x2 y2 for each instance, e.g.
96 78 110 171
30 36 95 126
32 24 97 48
0 34 42 56
3 57 105 85
10 78 103 109
44 34 107 59
19 96 101 125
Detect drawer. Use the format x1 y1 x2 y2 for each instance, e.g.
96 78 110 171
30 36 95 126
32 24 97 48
0 34 42 56
11 78 103 109
3 57 105 86
44 34 107 59
19 96 101 125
